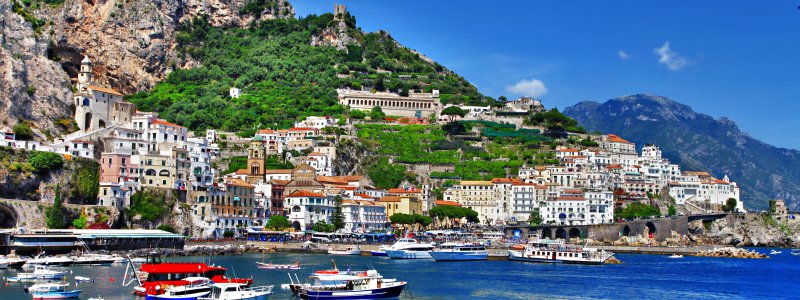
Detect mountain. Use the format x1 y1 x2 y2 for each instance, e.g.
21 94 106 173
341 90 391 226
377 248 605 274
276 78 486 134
564 94 800 211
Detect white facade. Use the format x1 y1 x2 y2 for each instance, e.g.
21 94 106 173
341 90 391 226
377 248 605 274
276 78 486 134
286 191 333 231
342 200 387 233
294 116 339 129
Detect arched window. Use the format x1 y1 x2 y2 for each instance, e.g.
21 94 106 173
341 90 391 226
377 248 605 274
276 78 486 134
292 206 301 212
82 98 90 106
159 170 170 177
251 163 260 175
145 169 157 176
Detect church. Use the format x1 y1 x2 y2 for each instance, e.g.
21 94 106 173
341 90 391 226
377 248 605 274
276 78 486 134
73 56 124 132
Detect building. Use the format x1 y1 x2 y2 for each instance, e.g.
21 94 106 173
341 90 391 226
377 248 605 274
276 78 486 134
337 89 441 119
294 116 339 129
342 200 387 233
229 87 241 99
379 196 423 218
73 56 124 132
285 190 333 231
505 97 543 112
450 181 497 223
211 179 256 237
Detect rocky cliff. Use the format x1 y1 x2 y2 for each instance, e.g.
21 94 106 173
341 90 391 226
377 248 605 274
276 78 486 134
0 0 293 138
564 94 800 211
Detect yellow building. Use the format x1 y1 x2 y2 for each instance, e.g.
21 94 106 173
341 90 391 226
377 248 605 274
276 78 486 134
379 195 423 217
455 181 495 222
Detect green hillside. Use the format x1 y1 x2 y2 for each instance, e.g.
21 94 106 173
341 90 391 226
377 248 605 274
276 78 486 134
127 13 488 135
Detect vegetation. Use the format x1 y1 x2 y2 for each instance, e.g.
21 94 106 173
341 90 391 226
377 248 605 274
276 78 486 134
389 213 431 229
266 215 291 230
128 189 173 221
428 206 479 226
312 220 336 232
12 123 34 140
128 13 484 133
225 156 248 174
331 196 345 230
615 202 661 220
528 208 542 226
72 212 88 229
526 108 586 133
722 198 738 212
27 151 63 173
223 230 235 238
46 184 66 229
366 157 410 189
668 205 677 217
369 106 385 120
440 106 466 122
69 158 99 204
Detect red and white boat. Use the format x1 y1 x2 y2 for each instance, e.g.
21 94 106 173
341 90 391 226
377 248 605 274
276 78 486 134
126 252 253 297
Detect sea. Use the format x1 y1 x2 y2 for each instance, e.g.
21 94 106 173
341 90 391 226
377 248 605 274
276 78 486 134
1 248 798 300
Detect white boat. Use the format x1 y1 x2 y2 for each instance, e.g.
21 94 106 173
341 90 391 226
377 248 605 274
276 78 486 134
146 277 213 300
11 265 67 281
1 255 28 268
668 254 684 259
370 245 389 256
26 282 70 294
27 282 81 299
26 253 74 266
256 261 301 270
327 246 361 256
430 243 488 261
384 238 435 259
290 269 407 299
198 283 273 300
71 253 118 265
0 256 8 269
508 239 614 265
770 250 782 255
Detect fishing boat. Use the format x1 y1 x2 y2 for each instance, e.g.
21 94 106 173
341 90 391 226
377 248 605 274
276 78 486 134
29 283 81 300
256 261 301 270
369 246 389 257
293 269 406 299
327 246 361 256
125 252 253 296
508 239 614 265
668 254 684 259
198 283 273 300
383 238 435 259
146 277 213 300
770 250 782 255
25 282 69 293
10 265 67 281
429 243 488 261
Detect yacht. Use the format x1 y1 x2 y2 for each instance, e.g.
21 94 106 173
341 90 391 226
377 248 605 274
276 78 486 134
26 253 74 266
71 253 118 266
508 239 614 265
1 255 29 268
198 283 273 300
0 256 8 269
384 238 435 259
429 243 488 261
770 250 782 255
146 277 213 300
291 269 406 299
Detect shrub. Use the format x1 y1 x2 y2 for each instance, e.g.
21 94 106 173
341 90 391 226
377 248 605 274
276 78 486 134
12 123 34 140
28 151 63 172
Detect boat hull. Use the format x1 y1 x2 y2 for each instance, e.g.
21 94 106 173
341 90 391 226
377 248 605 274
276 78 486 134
429 251 488 261
299 282 406 300
369 251 387 257
32 290 81 299
385 250 431 259
146 291 211 300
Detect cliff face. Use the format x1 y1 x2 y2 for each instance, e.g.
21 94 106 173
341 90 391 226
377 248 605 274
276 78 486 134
0 0 293 138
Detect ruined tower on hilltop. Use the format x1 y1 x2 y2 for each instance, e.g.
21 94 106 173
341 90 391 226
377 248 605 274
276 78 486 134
334 4 347 20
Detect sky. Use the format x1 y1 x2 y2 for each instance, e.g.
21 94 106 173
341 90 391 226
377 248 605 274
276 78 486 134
293 1 800 149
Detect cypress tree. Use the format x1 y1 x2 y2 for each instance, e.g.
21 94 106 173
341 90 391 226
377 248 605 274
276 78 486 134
46 184 65 229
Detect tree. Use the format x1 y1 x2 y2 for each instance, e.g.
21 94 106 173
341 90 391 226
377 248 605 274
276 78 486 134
369 106 385 120
614 202 661 220
331 196 345 230
414 214 431 228
440 106 466 122
46 184 66 229
528 208 542 226
668 205 677 217
350 109 366 119
72 213 88 229
498 95 508 102
12 123 34 140
367 157 407 189
28 151 63 173
313 220 335 232
722 198 738 212
223 230 235 238
266 215 291 230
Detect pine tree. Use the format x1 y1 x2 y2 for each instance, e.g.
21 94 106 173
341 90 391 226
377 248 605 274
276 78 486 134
46 184 65 229
331 195 345 231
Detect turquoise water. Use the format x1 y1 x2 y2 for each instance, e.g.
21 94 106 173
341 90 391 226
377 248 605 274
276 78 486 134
1 249 798 299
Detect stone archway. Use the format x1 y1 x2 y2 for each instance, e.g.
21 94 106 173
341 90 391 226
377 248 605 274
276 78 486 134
84 112 93 131
645 222 657 239
541 228 553 239
555 228 567 239
0 204 18 228
291 221 301 231
569 228 581 240
621 225 631 237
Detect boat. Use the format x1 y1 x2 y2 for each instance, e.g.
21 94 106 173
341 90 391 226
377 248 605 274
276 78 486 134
791 251 800 256
71 253 118 266
770 250 782 255
75 276 93 283
25 283 70 293
668 254 684 259
11 265 67 281
369 246 389 257
26 253 74 266
198 283 273 300
127 252 254 296
256 261 301 270
0 256 8 269
327 246 362 256
429 243 488 261
293 269 406 299
31 289 82 300
383 238 435 259
508 239 615 265
1 255 29 268
145 277 214 300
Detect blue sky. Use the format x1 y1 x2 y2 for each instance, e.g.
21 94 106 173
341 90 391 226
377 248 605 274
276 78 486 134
294 1 800 149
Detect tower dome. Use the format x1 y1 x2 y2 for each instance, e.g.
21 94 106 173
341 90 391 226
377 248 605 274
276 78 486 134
81 55 92 65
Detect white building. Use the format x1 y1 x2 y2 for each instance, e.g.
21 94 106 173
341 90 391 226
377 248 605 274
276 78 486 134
285 190 333 231
342 200 387 233
73 56 124 132
230 87 241 99
294 116 339 129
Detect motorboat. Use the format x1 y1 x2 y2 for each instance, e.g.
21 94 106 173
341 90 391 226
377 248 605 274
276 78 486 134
292 269 406 299
384 238 435 259
198 283 273 300
508 239 615 265
0 256 8 269
71 253 118 266
370 245 389 257
668 254 684 259
327 246 361 256
1 255 29 268
75 276 93 283
10 265 67 281
126 252 253 296
256 261 301 270
26 253 74 266
770 250 782 255
25 282 69 293
429 243 488 261
146 277 213 300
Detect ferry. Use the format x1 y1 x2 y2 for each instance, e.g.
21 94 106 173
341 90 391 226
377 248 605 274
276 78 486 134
384 238 435 259
293 269 406 299
127 252 253 296
429 243 488 261
198 283 273 300
508 239 614 265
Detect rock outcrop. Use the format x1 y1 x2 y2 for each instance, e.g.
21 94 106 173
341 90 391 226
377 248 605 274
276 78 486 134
688 214 800 248
695 247 767 259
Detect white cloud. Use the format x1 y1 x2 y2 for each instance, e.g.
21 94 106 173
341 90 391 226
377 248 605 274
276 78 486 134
506 78 548 98
654 41 690 71
618 50 631 60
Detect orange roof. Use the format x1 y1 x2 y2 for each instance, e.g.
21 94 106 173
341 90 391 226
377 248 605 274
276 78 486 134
559 148 579 152
88 85 122 96
379 196 402 202
265 169 293 174
71 140 94 144
713 179 729 184
606 164 623 169
492 178 520 184
336 186 357 191
308 152 324 156
289 127 317 131
152 119 185 128
226 178 254 189
286 190 326 198
565 155 587 159
317 176 348 185
607 134 632 144
388 188 421 194
435 200 461 207
354 193 375 199
270 179 290 185
259 129 276 134
556 196 584 201
235 169 249 175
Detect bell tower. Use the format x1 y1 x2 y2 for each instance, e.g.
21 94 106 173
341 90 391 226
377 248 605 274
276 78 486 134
247 138 266 176
77 55 94 90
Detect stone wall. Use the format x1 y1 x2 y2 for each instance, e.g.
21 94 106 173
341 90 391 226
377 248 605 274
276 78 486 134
504 216 689 242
